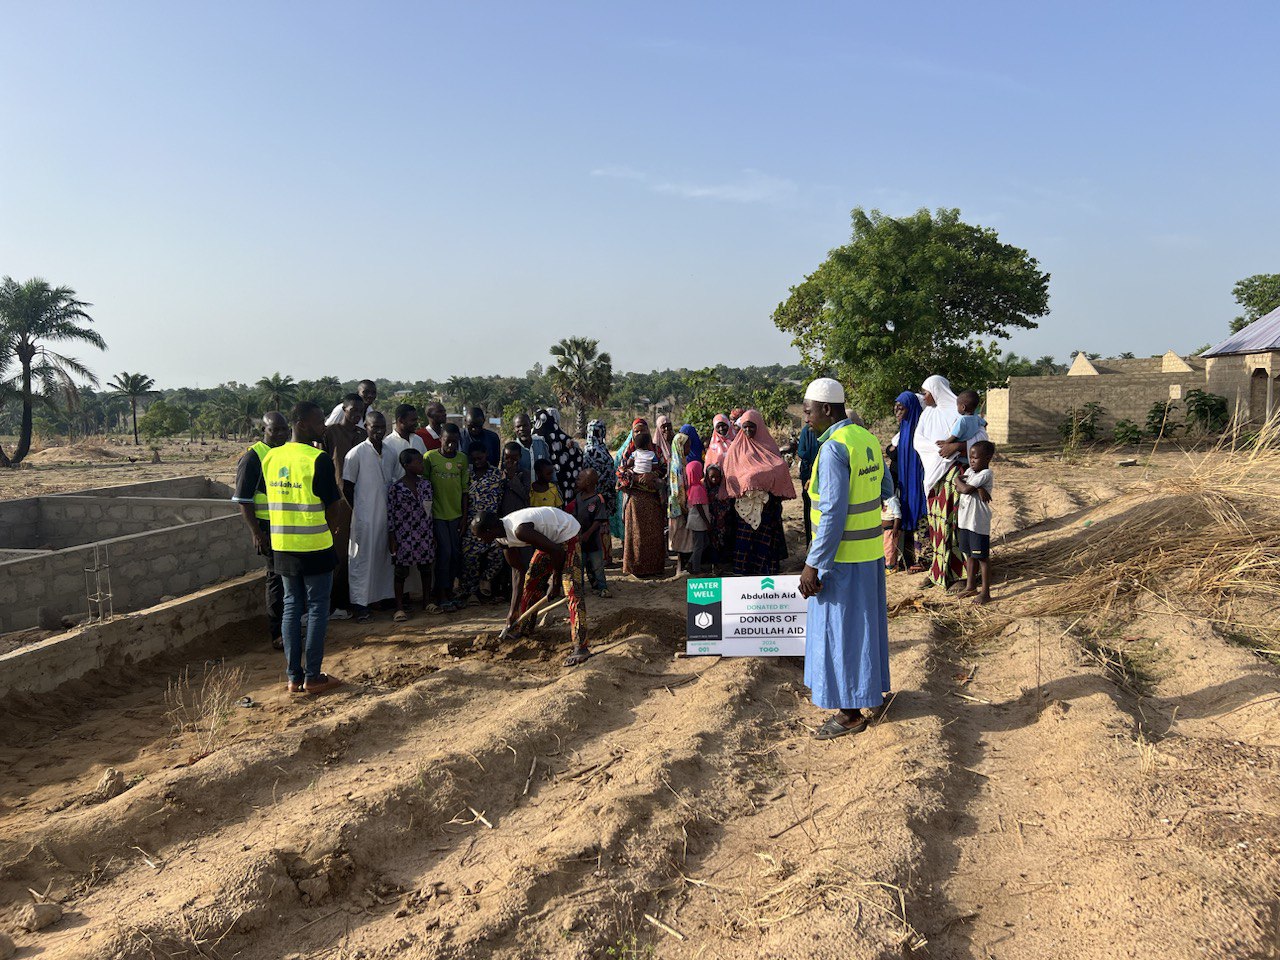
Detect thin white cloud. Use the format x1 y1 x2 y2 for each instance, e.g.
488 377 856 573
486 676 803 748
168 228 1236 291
591 166 799 205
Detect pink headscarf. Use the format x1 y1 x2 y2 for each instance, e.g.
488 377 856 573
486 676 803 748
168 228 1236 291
705 414 737 466
685 459 709 506
722 410 796 500
655 414 673 461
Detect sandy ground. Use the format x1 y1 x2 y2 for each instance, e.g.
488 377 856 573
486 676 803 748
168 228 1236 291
2 445 1279 958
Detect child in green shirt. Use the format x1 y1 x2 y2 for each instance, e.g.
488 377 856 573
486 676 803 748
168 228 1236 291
426 424 470 610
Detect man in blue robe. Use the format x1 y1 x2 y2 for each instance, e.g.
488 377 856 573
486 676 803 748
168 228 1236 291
798 377 893 739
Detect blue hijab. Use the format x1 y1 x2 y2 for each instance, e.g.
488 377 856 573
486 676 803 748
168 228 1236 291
679 424 705 463
894 391 927 532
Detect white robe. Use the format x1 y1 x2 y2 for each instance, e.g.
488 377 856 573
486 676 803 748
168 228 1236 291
913 375 989 492
383 431 426 483
343 440 397 607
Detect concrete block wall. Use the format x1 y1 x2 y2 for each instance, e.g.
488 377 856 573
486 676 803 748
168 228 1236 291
0 500 39 549
997 370 1205 445
34 496 237 549
0 514 261 633
985 388 1010 445
1205 352 1280 420
0 572 262 701
53 475 228 499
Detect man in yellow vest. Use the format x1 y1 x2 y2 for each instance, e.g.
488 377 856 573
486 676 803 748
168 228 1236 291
798 378 893 739
233 411 291 650
261 401 345 695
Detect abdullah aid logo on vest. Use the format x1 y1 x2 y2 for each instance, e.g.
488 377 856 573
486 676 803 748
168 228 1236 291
269 464 304 491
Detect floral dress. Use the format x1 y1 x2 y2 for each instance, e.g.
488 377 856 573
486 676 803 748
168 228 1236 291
460 465 505 598
387 477 435 566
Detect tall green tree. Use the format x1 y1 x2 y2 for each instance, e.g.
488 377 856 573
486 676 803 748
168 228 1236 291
108 371 156 445
256 372 298 413
1229 273 1280 333
138 398 190 441
772 208 1050 414
0 277 106 466
215 390 261 439
548 337 613 436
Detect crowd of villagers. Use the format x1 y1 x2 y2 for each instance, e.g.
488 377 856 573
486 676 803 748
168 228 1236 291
235 373 988 692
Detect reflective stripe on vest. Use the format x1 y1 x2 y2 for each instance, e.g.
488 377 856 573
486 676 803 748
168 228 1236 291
807 423 885 563
249 441 271 521
261 442 334 553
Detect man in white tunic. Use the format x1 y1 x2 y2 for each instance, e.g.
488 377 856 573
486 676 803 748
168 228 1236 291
383 403 427 482
342 411 397 621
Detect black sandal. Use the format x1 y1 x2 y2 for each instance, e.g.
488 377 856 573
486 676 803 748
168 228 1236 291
814 715 867 740
563 647 593 667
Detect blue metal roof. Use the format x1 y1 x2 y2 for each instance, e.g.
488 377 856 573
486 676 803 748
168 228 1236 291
1204 304 1280 357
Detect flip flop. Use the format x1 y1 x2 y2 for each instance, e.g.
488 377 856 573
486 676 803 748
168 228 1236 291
814 715 867 740
563 647 593 667
393 610 409 622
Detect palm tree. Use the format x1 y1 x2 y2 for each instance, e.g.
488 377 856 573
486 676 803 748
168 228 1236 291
0 277 106 466
216 391 261 439
547 337 613 436
108 372 157 445
256 372 298 413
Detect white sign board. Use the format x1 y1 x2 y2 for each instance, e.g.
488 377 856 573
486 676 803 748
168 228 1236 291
685 575 807 657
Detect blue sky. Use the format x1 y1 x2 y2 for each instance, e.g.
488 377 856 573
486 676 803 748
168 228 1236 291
1 2 1277 389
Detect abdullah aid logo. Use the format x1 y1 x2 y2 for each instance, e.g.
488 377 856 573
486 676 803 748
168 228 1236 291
760 577 776 590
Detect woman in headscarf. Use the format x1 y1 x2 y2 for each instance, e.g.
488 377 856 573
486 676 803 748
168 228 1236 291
532 408 583 504
667 431 695 572
722 409 796 575
702 461 734 574
678 423 704 464
912 375 980 588
584 419 618 559
654 415 674 463
705 414 736 467
617 418 668 577
886 391 928 573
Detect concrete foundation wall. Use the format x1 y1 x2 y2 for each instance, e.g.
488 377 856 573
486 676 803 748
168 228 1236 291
0 573 261 700
32 496 237 549
0 513 261 633
0 500 39 547
49 475 230 500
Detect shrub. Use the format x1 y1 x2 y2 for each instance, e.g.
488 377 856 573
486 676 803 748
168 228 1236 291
1145 400 1180 438
1184 389 1229 433
1113 419 1143 445
1060 401 1105 445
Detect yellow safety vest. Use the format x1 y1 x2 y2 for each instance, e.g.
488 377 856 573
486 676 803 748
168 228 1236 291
807 423 885 564
261 442 334 553
249 441 271 521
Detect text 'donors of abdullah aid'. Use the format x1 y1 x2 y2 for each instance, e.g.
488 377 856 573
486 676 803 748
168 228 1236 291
685 575 806 657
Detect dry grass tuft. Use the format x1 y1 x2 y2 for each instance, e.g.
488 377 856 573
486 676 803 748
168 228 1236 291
983 417 1280 647
164 662 247 757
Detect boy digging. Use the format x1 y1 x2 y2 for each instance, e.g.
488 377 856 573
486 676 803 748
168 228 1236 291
955 440 995 604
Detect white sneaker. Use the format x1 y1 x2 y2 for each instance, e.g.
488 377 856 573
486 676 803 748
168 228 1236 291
329 608 352 621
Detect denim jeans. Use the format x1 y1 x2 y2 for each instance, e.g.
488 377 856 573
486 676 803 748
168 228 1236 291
583 547 607 590
282 571 333 683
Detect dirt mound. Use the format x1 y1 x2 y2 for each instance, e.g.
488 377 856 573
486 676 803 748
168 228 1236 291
2 446 1279 957
23 444 128 465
